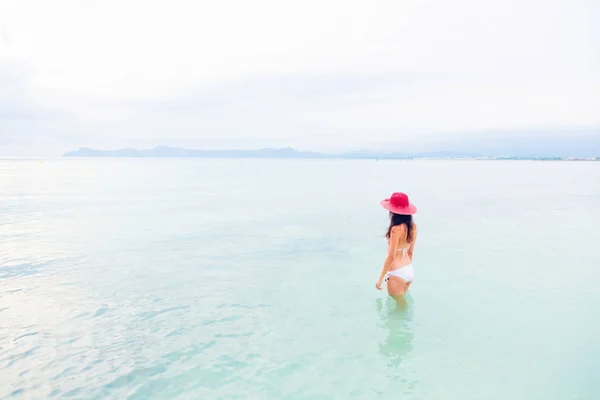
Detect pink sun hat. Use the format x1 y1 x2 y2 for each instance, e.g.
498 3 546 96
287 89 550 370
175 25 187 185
380 192 418 215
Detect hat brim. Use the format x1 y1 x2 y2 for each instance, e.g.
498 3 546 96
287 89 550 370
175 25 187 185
380 199 417 215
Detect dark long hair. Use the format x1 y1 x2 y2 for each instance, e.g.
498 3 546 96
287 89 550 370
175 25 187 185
385 212 414 242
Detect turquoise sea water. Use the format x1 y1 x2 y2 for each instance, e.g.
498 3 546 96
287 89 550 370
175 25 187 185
1 158 600 399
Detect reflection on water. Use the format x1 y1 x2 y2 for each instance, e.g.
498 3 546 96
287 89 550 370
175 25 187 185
376 296 415 368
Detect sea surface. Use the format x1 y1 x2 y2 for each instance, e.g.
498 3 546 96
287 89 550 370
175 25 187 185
1 158 599 399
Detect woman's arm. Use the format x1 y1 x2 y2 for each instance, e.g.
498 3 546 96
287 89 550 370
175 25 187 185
376 226 401 290
407 224 418 260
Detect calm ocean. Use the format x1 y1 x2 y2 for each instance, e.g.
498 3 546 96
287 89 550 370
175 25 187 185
1 158 599 399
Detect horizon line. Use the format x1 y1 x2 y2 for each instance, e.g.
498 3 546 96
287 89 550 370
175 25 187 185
60 145 600 160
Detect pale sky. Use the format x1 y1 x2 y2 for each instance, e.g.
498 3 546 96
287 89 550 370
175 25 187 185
0 0 598 155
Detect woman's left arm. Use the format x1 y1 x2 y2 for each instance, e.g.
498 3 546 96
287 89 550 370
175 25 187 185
375 227 400 290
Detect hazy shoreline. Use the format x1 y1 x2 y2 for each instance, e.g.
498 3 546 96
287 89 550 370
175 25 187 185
62 146 599 161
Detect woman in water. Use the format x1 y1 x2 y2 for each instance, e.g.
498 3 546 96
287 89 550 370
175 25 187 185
375 192 418 301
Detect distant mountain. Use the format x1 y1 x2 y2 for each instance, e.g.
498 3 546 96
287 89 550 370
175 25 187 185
63 146 327 159
63 145 599 160
63 146 481 159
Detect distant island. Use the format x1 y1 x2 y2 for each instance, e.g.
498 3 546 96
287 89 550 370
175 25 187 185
63 146 599 161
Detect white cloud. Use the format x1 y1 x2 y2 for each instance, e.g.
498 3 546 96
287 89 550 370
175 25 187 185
0 0 598 155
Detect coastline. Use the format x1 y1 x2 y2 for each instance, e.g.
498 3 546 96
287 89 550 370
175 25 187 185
60 146 600 161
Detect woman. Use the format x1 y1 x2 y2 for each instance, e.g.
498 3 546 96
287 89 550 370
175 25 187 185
375 192 418 300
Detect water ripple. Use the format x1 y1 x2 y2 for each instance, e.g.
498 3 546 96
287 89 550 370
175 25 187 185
12 333 38 342
138 306 190 321
100 366 167 394
4 346 40 368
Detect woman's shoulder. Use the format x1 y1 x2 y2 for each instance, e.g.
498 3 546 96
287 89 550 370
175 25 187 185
391 224 406 233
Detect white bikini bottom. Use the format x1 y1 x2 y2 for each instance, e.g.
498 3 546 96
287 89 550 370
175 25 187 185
386 264 414 283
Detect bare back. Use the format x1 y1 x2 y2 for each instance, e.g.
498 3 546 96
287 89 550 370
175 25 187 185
388 223 417 270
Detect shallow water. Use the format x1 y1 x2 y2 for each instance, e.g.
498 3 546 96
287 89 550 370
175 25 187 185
1 158 600 399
